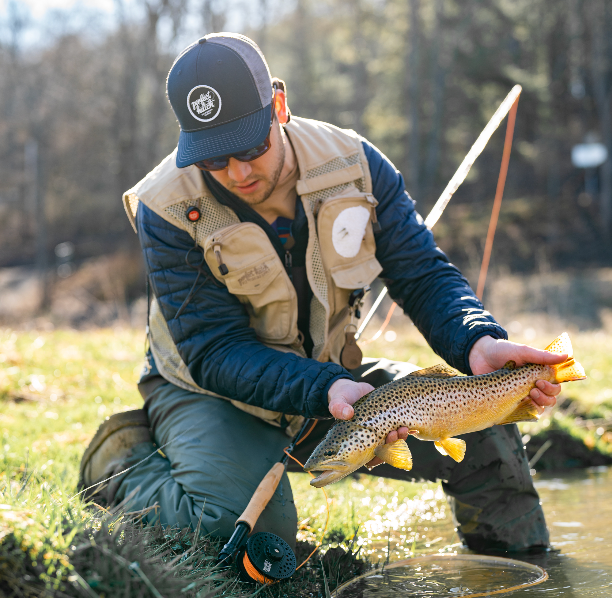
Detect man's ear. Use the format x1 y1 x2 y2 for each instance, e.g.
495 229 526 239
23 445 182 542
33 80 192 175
274 90 289 125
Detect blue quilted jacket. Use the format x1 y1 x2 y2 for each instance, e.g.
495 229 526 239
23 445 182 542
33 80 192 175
136 138 507 419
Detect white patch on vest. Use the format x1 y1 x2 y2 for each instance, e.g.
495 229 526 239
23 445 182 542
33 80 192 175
332 206 370 258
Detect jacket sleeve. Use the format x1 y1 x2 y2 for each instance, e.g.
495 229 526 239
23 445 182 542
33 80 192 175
136 202 350 418
362 140 508 374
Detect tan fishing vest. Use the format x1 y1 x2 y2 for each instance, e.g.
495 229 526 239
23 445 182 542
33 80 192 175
123 116 382 435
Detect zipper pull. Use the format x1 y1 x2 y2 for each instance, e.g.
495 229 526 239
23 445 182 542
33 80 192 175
285 250 293 282
212 242 228 276
365 193 381 233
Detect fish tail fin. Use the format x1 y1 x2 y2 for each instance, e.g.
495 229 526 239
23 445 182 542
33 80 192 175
545 333 586 383
434 438 466 462
550 356 586 383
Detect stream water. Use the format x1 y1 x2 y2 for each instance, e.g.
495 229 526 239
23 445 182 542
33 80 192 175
339 466 612 596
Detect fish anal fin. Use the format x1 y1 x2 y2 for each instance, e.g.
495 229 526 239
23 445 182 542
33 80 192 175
497 400 540 425
374 439 413 470
544 332 573 358
503 360 516 370
434 441 448 456
435 438 466 462
409 364 465 379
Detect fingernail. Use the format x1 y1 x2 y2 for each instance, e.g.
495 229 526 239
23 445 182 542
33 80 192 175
536 380 545 389
342 406 352 418
531 389 540 399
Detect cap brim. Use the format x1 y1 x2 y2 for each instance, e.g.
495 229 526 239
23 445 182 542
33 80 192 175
176 103 272 168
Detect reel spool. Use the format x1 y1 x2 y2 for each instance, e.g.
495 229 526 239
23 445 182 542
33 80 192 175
238 532 296 584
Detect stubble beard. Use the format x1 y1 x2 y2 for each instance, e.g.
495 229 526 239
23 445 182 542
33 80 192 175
227 136 286 206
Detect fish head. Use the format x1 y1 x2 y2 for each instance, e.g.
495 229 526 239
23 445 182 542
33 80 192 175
303 420 378 488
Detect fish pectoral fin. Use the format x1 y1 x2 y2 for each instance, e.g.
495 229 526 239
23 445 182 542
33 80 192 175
435 438 466 462
374 440 413 470
409 364 464 379
497 400 540 425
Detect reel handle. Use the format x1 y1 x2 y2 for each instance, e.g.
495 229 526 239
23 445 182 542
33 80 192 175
236 461 285 530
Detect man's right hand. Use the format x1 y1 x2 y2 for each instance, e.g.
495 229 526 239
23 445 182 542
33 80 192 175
328 379 374 420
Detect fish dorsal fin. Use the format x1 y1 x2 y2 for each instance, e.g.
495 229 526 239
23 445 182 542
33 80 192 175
374 440 413 470
502 360 517 370
544 332 573 358
409 364 464 379
434 438 466 462
497 400 540 425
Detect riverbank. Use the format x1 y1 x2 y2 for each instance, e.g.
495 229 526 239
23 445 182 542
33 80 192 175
0 325 609 596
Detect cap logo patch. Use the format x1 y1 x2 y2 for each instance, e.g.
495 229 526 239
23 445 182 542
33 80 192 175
187 85 222 122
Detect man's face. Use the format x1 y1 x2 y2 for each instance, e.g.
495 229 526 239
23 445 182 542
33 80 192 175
207 117 286 206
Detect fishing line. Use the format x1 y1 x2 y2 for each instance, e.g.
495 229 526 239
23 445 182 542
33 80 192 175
283 448 330 572
69 424 197 502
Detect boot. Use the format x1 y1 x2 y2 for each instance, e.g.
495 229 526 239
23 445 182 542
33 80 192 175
79 409 152 504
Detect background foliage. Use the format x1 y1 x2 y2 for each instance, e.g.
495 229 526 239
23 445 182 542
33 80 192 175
1 0 611 281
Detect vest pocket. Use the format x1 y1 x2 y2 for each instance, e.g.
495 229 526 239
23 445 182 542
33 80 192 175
204 223 298 343
317 191 382 315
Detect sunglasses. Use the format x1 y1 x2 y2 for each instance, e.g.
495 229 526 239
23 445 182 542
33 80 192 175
193 122 273 172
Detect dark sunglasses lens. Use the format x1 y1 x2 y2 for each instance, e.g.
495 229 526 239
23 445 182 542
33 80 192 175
195 157 229 171
194 135 271 171
234 137 271 162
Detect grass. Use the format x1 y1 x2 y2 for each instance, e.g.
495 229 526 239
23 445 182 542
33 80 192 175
1 324 612 596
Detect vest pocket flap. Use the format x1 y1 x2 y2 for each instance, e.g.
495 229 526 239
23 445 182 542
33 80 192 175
330 257 382 289
223 257 284 297
296 163 364 195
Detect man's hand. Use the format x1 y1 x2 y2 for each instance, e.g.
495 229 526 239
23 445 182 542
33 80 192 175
328 379 375 420
469 335 565 413
328 379 389 470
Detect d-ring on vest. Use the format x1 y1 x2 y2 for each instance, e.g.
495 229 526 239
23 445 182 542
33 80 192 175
123 117 383 435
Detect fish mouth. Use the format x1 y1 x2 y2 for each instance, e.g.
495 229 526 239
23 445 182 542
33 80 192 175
307 462 353 488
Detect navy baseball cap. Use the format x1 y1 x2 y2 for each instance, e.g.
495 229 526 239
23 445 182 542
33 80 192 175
167 33 274 168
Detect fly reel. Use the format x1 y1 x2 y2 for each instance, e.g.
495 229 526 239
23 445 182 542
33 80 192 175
238 532 296 584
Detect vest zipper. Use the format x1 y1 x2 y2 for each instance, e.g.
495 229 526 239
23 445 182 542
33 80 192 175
212 242 229 275
365 193 381 233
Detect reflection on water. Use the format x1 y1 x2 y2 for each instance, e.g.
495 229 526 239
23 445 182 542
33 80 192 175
346 467 612 597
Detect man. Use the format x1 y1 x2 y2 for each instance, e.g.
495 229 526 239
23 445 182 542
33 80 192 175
80 33 562 553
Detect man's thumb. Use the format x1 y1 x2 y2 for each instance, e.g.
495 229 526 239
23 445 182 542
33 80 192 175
329 399 354 420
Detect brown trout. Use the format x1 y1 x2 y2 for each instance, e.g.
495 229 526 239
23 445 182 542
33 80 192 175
304 333 586 487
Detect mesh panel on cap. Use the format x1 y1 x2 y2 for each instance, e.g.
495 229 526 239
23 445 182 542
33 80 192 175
208 34 272 108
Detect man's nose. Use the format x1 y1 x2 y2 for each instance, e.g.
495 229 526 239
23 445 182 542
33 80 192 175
227 158 252 182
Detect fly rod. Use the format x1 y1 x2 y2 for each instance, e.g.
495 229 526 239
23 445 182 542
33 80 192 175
357 84 523 340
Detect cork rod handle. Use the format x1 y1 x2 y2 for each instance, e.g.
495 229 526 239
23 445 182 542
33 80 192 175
236 462 286 530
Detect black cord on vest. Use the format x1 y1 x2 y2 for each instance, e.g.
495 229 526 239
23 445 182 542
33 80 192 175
174 243 223 320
